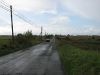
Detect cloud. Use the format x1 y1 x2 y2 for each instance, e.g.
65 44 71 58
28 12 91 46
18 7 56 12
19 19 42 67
0 25 11 35
50 15 70 25
44 15 72 34
0 7 10 24
0 0 100 35
44 15 100 35
82 25 100 35
5 0 57 14
0 21 40 35
62 0 100 20
40 10 57 15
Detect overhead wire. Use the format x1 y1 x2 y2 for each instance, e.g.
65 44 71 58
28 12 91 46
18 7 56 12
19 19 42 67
0 0 44 35
0 0 38 27
0 1 10 25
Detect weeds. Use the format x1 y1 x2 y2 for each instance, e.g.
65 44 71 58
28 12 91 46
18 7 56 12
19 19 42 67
0 31 41 57
57 39 100 75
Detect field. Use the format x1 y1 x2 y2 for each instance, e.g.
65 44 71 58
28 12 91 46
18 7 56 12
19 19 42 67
69 36 100 51
0 35 41 57
56 36 100 75
0 35 10 48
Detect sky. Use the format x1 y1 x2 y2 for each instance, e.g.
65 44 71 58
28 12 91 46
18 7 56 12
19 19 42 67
0 0 100 35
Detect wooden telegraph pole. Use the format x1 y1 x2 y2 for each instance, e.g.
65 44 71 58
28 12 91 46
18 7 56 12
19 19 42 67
40 26 43 40
10 5 14 46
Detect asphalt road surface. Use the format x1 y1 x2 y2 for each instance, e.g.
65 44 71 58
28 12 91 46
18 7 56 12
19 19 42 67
0 42 64 75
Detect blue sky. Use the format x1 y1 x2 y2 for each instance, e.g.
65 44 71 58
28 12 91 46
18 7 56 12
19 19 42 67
0 0 100 35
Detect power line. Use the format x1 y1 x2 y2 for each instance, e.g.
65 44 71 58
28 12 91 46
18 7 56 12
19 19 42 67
13 11 35 25
0 1 37 27
0 1 10 24
0 4 9 11
0 0 9 8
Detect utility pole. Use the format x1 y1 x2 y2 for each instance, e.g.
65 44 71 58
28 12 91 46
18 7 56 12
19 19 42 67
10 5 14 45
40 26 43 40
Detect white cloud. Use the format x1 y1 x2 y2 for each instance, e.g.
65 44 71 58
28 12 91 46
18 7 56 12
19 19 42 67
62 0 100 20
44 15 72 34
5 0 57 14
0 0 100 35
44 15 100 35
14 22 40 34
50 15 70 25
82 25 100 35
0 25 11 35
40 10 57 15
0 21 40 35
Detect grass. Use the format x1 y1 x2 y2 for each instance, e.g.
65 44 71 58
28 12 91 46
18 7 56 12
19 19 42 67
0 36 10 50
0 37 11 56
0 36 41 57
0 36 10 45
70 39 100 51
57 40 100 75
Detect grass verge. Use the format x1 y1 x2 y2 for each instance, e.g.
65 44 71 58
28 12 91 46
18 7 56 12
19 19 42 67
57 40 100 75
0 37 41 57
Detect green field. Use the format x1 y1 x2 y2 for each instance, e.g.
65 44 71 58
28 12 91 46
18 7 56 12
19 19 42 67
68 37 100 51
0 36 10 48
57 38 100 75
0 34 41 57
0 32 52 57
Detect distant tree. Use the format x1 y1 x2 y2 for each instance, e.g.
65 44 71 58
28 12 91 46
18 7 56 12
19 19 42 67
24 30 33 41
92 36 95 39
67 34 70 37
16 33 24 44
66 34 71 40
15 31 33 47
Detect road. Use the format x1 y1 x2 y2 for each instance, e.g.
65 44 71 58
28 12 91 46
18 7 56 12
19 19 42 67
0 42 64 75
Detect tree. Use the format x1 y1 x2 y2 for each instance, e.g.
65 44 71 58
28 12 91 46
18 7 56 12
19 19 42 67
15 31 33 47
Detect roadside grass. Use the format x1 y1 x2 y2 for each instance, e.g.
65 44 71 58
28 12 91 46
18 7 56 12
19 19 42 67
0 35 41 57
0 39 9 46
0 37 11 56
59 37 100 51
70 39 100 51
57 40 100 75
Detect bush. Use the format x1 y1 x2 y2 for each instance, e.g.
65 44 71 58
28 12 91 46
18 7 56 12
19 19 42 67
15 31 33 47
0 31 42 57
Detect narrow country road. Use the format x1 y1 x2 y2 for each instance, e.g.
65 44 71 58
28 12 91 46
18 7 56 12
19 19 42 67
0 42 64 75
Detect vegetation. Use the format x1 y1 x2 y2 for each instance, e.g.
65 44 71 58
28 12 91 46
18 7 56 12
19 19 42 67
0 31 41 57
56 35 100 51
56 35 100 75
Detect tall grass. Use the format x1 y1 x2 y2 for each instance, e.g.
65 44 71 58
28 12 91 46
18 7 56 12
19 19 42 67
57 40 100 75
0 32 42 57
